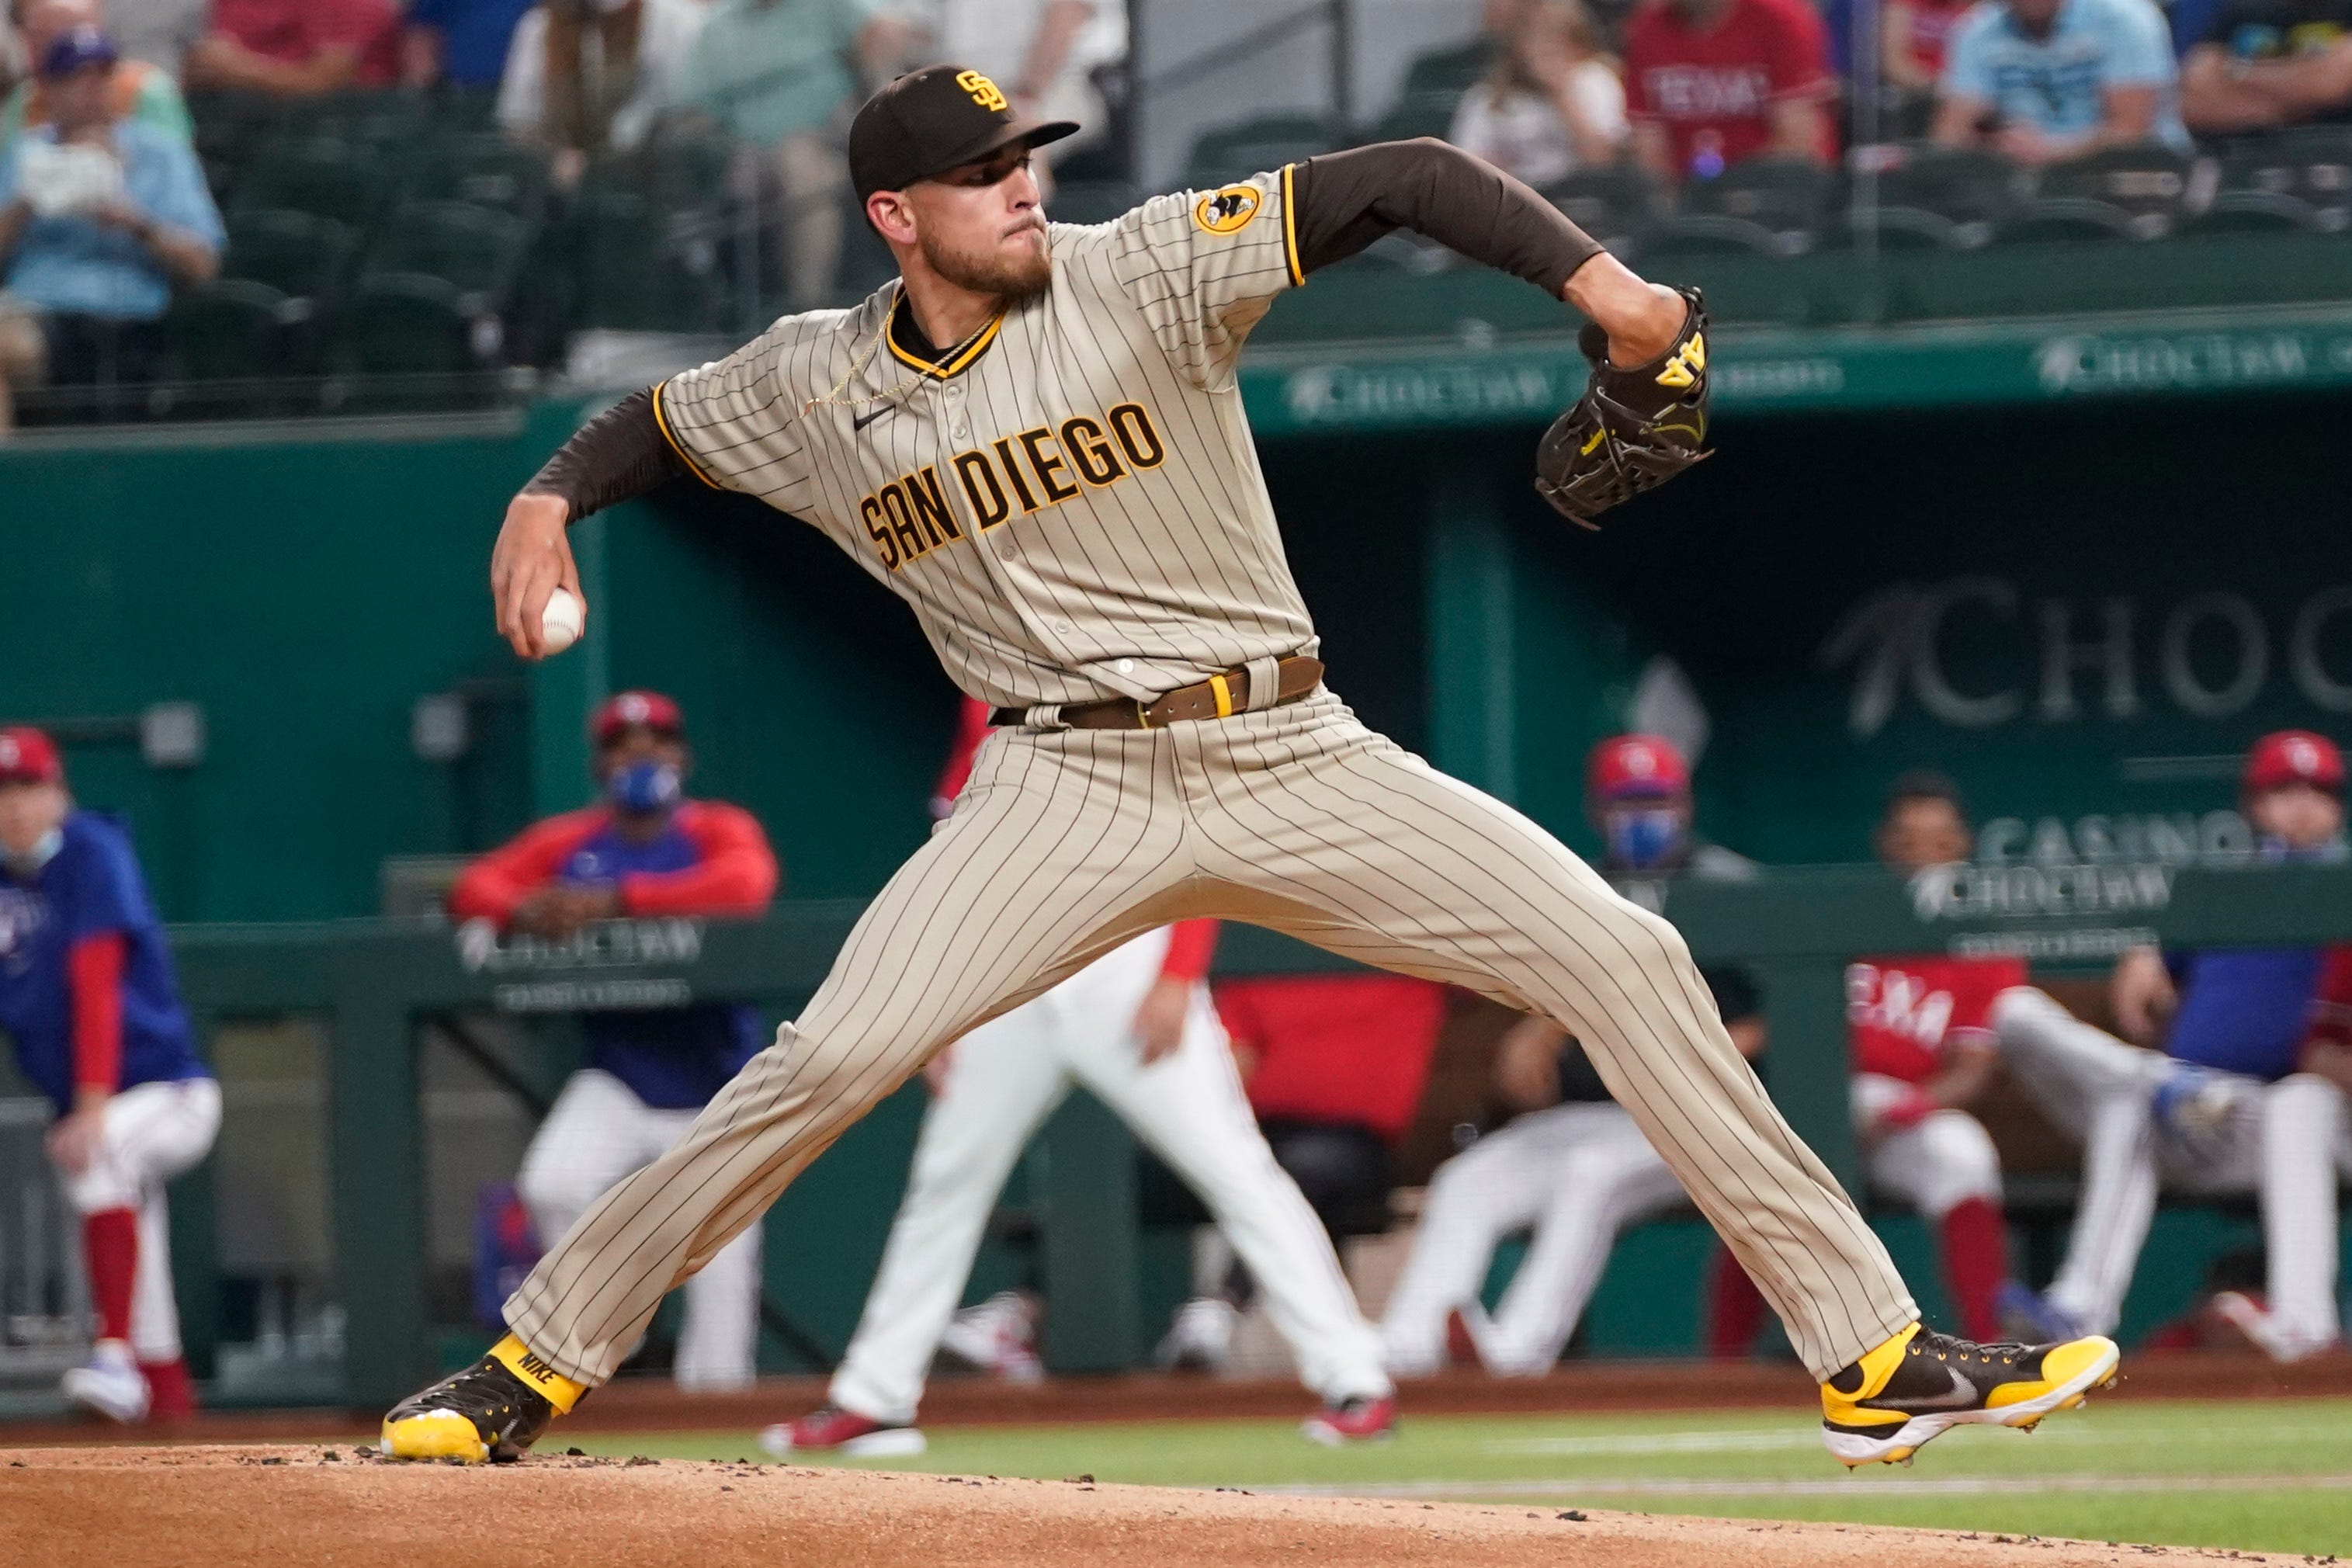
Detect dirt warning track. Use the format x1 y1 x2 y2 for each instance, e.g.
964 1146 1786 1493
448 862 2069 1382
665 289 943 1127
0 1445 2257 1567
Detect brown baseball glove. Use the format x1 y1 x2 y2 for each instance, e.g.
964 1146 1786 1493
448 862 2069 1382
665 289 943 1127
1533 286 1711 529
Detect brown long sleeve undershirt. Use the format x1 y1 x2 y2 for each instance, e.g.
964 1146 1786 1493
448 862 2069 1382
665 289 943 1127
526 140 1607 522
1289 137 1607 294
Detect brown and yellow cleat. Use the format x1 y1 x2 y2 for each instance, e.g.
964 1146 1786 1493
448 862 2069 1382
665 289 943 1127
1819 1321 2119 1468
380 1334 585 1463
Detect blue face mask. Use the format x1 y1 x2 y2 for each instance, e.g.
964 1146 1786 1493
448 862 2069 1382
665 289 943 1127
606 760 682 814
1606 807 1685 871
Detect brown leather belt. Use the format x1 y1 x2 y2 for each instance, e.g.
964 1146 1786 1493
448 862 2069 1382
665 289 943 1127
994 656 1326 730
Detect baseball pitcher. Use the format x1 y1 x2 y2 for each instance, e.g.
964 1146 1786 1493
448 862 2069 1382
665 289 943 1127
382 63 2118 1469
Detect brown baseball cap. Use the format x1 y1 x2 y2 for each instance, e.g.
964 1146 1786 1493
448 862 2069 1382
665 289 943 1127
848 64 1079 199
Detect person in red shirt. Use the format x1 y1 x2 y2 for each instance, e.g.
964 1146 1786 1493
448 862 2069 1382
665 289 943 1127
1622 0 1833 181
1712 772 2020 1351
455 690 779 1392
768 698 1397 1457
186 0 400 96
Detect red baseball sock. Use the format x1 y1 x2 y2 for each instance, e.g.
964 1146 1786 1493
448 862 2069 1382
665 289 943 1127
1939 1196 2010 1344
82 1209 138 1345
1704 1245 1771 1359
140 1357 196 1420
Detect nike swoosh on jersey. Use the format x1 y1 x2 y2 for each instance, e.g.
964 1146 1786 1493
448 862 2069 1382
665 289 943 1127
1866 1367 1979 1413
852 406 893 433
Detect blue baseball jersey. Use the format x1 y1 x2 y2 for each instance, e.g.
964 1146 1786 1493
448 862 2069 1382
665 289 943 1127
559 818 761 1110
2163 947 2326 1081
0 810 206 1114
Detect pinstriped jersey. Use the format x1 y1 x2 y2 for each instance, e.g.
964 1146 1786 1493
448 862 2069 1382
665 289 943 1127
654 167 1315 709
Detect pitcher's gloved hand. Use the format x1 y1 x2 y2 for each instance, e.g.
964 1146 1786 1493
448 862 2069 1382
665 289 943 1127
1534 286 1712 528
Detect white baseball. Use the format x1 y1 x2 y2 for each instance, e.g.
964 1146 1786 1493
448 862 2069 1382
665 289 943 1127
539 588 585 654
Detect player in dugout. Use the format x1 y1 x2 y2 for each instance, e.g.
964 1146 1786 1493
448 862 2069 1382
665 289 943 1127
450 690 780 1390
0 726 217 1424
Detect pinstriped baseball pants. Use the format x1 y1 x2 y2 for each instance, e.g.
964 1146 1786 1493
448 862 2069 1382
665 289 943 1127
505 692 1918 1384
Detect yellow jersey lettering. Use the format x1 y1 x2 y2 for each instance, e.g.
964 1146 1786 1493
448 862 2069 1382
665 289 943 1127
1107 402 1164 469
952 448 1011 529
992 435 1041 511
1017 425 1081 505
860 494 900 571
907 466 962 546
1060 415 1126 487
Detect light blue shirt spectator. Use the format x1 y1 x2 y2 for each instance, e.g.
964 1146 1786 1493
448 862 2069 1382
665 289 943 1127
1941 0 2190 154
0 120 224 320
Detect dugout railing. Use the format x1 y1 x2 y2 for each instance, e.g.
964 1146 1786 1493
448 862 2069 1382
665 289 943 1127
147 859 2350 1410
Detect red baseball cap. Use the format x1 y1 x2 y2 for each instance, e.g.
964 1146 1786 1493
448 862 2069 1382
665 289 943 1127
2243 730 2343 796
1587 734 1690 804
0 727 63 786
591 690 685 747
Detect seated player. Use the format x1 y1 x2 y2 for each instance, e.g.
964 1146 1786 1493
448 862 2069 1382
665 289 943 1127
0 727 217 1424
1152 965 1448 1375
452 690 779 1390
1382 734 1762 1376
766 698 1396 1452
1997 732 2351 1361
1711 772 2019 1355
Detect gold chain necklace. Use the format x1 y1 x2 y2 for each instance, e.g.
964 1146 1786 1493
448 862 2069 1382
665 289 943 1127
800 283 999 417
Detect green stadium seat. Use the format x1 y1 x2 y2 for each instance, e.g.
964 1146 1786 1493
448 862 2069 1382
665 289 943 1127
162 279 296 382
1364 89 1464 145
571 181 730 333
1988 196 2142 245
1653 158 1836 257
2177 189 2321 237
1398 36 1497 97
1183 113 1343 189
2035 144 2191 236
410 132 552 221
223 209 359 304
2214 128 2352 230
361 200 530 303
232 136 399 231
1542 164 1666 252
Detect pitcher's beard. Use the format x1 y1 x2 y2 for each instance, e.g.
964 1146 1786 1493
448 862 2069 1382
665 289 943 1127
922 227 1052 301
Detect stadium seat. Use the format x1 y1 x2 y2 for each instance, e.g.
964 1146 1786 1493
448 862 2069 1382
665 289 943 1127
186 90 283 204
361 201 530 303
2035 144 2191 237
1987 196 2142 245
162 279 296 382
1397 36 1496 97
1542 164 1667 252
222 209 359 304
2213 128 2352 231
1364 90 1466 145
571 181 730 334
1653 158 1834 257
408 133 552 223
1847 144 2021 248
2176 189 2322 237
1183 113 1343 189
232 136 397 231
287 89 430 151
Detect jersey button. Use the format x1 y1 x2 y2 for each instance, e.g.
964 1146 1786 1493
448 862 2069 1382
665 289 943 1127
950 421 968 439
1116 659 1135 675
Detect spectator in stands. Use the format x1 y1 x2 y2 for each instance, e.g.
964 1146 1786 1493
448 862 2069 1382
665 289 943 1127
1447 0 1628 189
1152 971 1449 1372
403 0 536 93
2179 0 2352 134
1622 0 1832 183
0 26 218 432
1996 731 2350 1362
2 0 192 151
185 0 400 99
895 2 1126 179
497 0 709 185
1710 770 2021 1355
1381 736 1764 1378
675 0 904 310
1933 0 2189 163
452 690 781 1391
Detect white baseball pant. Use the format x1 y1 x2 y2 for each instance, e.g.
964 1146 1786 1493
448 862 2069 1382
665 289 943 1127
829 926 1391 1424
1381 1100 1688 1376
1852 1074 2004 1219
517 1068 761 1392
57 1077 221 1363
1993 987 2350 1345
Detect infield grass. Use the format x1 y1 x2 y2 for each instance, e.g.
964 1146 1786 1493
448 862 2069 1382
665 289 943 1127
563 1396 2352 1556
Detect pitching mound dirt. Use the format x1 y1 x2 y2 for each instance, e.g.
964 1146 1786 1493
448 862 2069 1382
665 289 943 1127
0 1445 2253 1566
